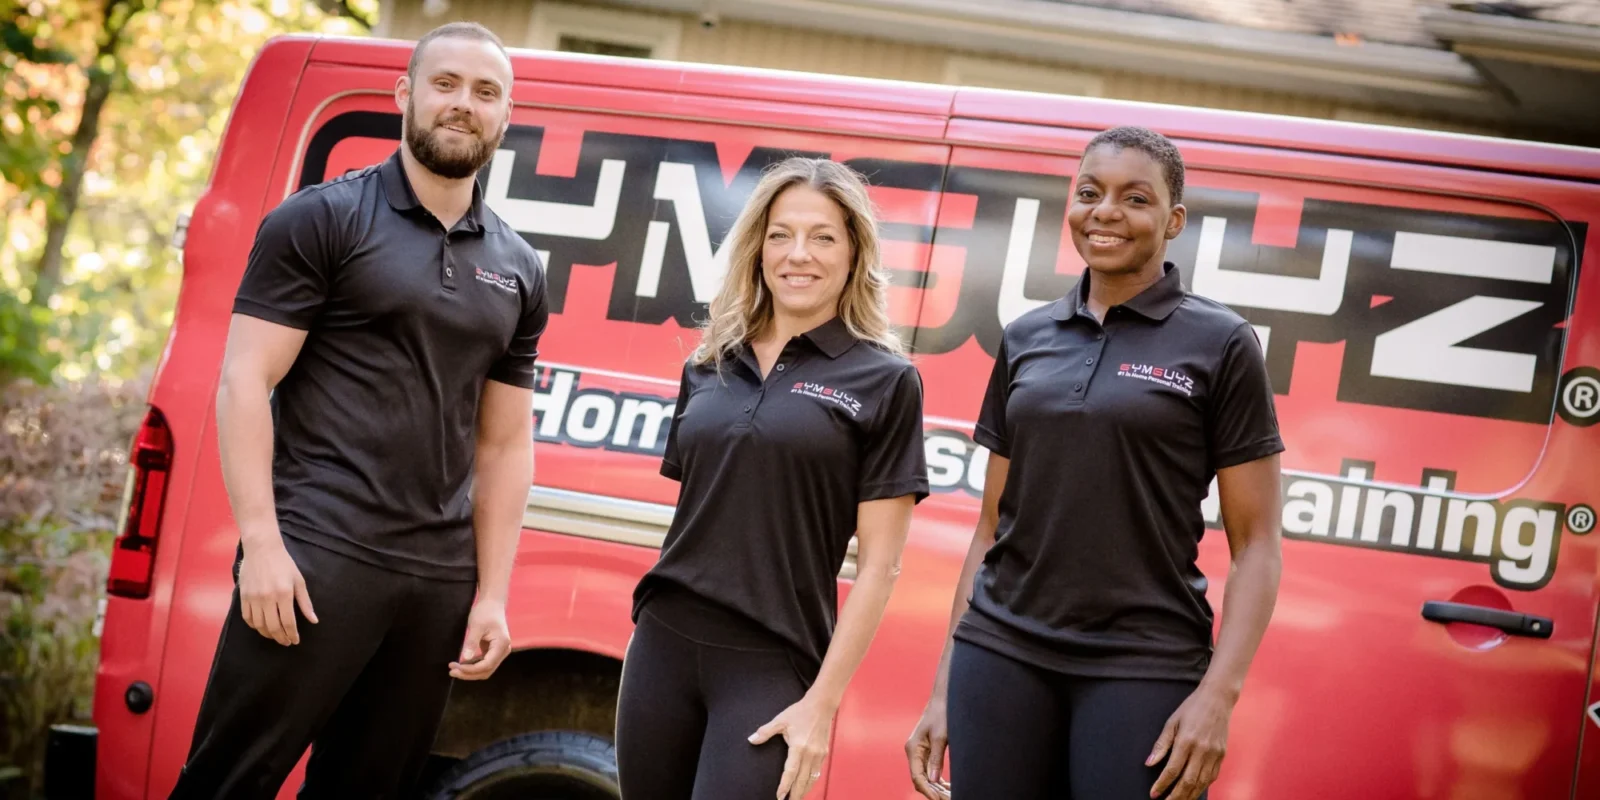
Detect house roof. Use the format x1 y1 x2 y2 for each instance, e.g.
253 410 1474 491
1047 0 1600 48
609 0 1599 139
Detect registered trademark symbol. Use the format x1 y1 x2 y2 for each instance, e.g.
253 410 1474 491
1558 367 1600 427
1569 505 1596 535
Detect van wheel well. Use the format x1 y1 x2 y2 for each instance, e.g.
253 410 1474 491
431 648 621 758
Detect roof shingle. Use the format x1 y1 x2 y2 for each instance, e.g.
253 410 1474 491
1042 0 1600 49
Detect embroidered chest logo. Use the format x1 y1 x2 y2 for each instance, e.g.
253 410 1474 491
1118 363 1195 396
792 382 863 417
474 266 519 294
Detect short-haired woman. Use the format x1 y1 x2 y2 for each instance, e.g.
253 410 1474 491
906 126 1285 800
616 157 930 800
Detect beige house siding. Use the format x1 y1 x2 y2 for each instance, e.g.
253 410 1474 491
384 0 535 42
380 0 1500 137
677 17 950 83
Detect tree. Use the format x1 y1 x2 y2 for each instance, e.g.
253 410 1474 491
28 0 148 309
0 0 377 382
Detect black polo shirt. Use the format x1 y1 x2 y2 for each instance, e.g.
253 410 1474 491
954 262 1283 681
635 317 930 679
232 151 548 581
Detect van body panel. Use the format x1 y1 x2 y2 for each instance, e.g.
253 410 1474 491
307 36 959 119
91 36 317 800
89 34 1600 800
949 90 1600 183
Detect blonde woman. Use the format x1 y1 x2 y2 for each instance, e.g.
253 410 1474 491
615 157 929 800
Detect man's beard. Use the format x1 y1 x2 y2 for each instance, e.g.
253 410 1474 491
404 102 503 180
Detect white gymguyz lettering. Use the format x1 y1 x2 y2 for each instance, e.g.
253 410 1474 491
320 118 1569 423
474 267 519 294
791 382 863 416
1118 363 1195 396
1200 460 1565 590
1369 296 1542 392
485 148 623 240
637 162 731 302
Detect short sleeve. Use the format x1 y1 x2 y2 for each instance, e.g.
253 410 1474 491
660 361 694 481
486 261 550 389
1207 322 1286 471
232 191 342 329
859 364 930 504
972 335 1012 459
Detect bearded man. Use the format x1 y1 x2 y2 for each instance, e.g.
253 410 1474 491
168 21 547 800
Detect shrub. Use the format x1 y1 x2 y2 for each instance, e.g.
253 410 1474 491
0 375 149 795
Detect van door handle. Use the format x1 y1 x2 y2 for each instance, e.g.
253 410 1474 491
1421 600 1552 639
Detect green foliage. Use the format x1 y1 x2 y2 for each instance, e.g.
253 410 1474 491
0 1 381 793
1 0 379 382
0 295 57 385
0 374 149 794
0 10 73 208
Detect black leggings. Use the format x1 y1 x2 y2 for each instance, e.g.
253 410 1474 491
946 640 1204 800
169 535 476 800
614 587 810 800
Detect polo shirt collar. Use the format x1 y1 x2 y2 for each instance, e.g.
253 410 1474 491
1050 261 1185 322
802 316 859 359
379 150 488 233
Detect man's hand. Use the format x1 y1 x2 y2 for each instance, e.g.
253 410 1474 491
450 598 511 680
237 533 318 646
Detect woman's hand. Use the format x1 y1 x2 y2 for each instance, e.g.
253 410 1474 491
749 694 836 799
1147 684 1235 800
905 699 952 799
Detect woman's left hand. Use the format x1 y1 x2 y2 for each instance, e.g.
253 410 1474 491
749 695 836 799
1147 684 1235 800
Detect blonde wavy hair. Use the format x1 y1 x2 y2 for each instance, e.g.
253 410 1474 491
691 157 903 369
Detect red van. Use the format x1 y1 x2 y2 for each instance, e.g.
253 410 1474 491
52 33 1600 800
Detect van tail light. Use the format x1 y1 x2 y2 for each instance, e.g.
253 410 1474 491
108 407 174 599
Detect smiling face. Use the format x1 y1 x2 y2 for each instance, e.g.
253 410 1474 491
1067 144 1187 278
396 35 513 180
761 184 854 325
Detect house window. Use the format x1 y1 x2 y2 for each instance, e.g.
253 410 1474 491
943 55 1104 97
556 35 654 59
528 1 682 60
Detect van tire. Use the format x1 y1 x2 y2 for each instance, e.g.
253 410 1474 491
428 730 620 800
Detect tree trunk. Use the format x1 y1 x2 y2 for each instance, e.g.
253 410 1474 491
315 0 374 29
28 0 135 307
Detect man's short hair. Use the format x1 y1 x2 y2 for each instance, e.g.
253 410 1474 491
407 21 509 81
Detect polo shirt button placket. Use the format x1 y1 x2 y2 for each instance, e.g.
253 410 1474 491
441 238 457 291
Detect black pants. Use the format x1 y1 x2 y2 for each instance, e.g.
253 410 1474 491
614 586 810 800
946 640 1205 800
168 535 477 800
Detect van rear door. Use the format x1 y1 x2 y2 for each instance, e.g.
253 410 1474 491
930 93 1598 800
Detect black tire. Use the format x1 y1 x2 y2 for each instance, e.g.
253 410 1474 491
428 730 620 800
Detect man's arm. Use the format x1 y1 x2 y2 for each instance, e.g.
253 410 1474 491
449 378 534 681
217 314 317 646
